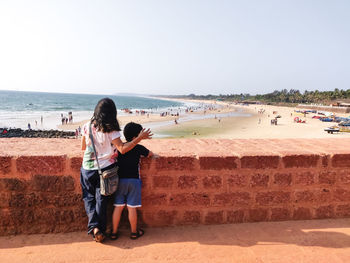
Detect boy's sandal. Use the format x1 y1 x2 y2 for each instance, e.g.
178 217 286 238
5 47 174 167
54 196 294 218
93 228 105 243
110 232 119 240
130 229 144 240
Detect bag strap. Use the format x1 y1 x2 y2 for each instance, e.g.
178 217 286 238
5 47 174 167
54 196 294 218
89 122 102 175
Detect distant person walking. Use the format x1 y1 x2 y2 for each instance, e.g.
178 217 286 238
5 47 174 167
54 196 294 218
80 98 152 243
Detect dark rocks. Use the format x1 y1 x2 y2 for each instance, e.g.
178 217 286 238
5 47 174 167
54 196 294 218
0 128 75 138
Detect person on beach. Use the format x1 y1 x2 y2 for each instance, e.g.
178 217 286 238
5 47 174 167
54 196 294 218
111 122 153 240
80 98 152 243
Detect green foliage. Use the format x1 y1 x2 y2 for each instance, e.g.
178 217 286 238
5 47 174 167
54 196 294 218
169 89 350 104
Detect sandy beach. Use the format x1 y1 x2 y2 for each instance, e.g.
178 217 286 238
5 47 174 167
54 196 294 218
58 99 350 140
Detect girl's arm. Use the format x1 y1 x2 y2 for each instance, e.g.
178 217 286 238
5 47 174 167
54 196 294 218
81 135 86 150
112 128 153 154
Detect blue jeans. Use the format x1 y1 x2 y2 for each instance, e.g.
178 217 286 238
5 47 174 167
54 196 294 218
80 164 114 234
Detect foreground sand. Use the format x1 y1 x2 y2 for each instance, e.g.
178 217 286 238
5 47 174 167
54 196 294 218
58 99 350 139
1 219 349 263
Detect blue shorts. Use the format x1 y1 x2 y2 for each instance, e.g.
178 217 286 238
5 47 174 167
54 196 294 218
114 178 142 207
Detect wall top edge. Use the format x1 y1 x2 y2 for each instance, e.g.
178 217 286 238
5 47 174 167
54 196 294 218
1 138 350 158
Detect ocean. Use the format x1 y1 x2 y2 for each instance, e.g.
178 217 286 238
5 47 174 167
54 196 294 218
0 90 189 130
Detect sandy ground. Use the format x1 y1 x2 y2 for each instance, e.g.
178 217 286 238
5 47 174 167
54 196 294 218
152 101 350 139
1 219 349 263
57 99 350 139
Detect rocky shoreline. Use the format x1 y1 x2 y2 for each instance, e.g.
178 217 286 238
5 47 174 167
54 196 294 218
0 128 76 138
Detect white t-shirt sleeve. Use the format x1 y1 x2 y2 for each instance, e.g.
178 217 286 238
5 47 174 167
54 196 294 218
111 131 121 140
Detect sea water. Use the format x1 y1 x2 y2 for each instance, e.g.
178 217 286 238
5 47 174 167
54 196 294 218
0 90 190 130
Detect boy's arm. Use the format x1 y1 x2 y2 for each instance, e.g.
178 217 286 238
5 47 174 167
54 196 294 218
112 128 152 154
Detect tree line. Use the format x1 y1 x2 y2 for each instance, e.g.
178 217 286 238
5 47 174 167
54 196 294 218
167 89 350 105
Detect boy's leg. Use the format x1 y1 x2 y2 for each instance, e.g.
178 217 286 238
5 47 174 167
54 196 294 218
127 207 137 233
112 205 125 234
125 179 142 236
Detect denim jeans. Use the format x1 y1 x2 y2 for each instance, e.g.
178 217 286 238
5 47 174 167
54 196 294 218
80 165 114 234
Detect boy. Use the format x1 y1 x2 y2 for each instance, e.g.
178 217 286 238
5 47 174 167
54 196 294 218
111 122 153 240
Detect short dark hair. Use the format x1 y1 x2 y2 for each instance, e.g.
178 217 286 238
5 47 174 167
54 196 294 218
91 98 121 133
123 122 142 142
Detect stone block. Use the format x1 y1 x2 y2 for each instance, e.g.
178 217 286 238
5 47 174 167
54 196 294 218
315 205 334 219
332 154 350 168
169 193 192 206
282 155 319 168
31 175 75 192
227 173 247 188
273 173 292 186
203 175 222 189
293 207 312 220
205 211 224 224
226 210 244 223
177 175 198 189
70 157 82 172
241 156 280 169
142 193 167 206
192 193 211 206
0 156 11 174
152 176 174 188
183 211 201 224
318 188 332 203
213 192 250 206
319 171 336 185
156 210 178 225
0 178 27 191
248 208 268 222
46 193 82 207
295 190 315 203
199 157 238 170
339 171 350 184
16 156 66 174
140 157 152 171
334 189 350 202
335 204 350 217
0 209 12 227
155 157 196 171
321 155 329 167
0 193 11 208
255 191 291 206
9 193 44 208
250 173 269 188
294 171 315 185
271 208 291 221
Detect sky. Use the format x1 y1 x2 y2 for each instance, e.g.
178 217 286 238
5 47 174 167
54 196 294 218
0 0 349 96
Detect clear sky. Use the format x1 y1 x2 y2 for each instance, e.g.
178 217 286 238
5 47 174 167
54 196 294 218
0 0 349 95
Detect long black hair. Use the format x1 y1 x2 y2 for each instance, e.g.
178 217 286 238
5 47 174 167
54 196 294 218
91 98 121 132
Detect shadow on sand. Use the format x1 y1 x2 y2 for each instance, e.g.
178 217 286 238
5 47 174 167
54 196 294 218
1 218 350 249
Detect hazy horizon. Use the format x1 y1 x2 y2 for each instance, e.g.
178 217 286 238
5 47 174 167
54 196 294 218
1 1 349 96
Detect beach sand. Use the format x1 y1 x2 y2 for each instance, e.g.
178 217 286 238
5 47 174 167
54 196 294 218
58 100 350 139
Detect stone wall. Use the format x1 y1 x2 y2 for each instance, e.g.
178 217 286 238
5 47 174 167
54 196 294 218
1 138 350 235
